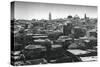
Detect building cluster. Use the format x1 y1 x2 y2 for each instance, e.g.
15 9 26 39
11 13 97 66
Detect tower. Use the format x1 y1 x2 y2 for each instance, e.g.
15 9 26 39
49 12 51 21
84 13 87 20
84 13 87 23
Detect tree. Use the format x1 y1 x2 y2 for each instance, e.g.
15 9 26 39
73 27 86 39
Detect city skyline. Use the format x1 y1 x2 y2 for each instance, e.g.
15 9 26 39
13 1 97 20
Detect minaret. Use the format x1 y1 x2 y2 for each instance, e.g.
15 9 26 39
49 12 51 21
84 13 87 22
84 13 87 20
84 13 87 23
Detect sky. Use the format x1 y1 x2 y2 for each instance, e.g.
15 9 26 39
13 1 97 20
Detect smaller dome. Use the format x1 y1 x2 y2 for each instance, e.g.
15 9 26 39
74 15 80 19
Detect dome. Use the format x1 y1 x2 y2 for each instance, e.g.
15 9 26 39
67 15 73 18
